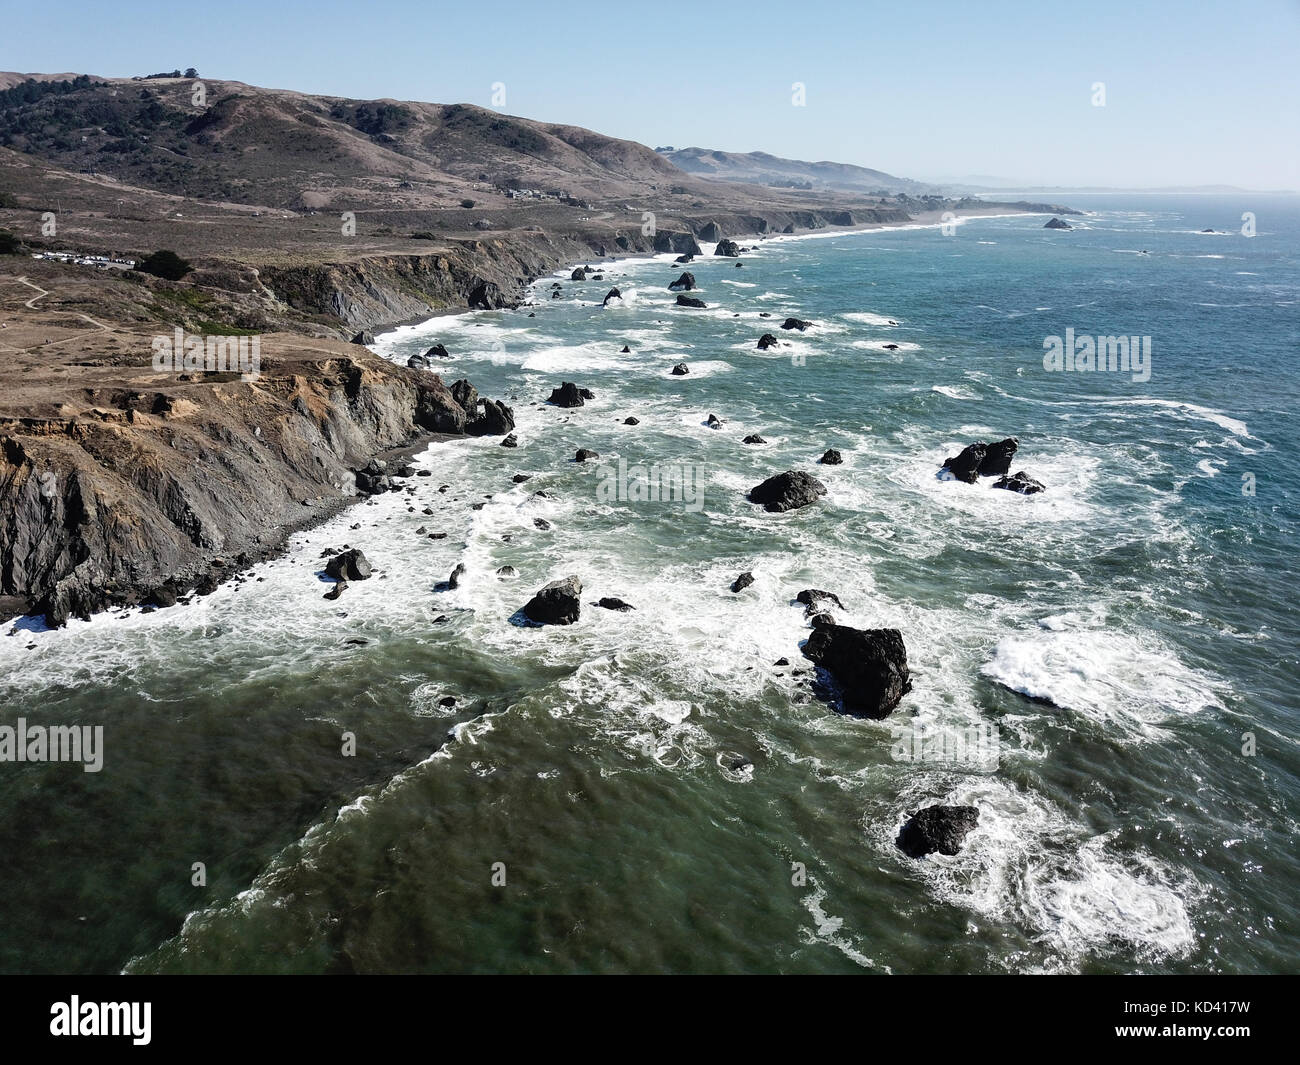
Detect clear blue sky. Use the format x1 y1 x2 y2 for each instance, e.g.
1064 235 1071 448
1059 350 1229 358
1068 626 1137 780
3 0 1297 189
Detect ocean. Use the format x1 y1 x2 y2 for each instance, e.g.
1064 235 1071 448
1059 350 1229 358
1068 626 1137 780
2 194 1297 974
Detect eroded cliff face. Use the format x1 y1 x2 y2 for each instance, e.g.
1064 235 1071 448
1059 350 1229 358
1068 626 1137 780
251 208 914 329
0 339 505 626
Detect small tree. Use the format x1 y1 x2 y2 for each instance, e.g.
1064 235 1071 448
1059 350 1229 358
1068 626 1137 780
460 198 475 209
136 249 191 280
184 68 199 79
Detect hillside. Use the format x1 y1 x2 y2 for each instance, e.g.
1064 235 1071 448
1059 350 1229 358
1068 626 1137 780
657 146 938 195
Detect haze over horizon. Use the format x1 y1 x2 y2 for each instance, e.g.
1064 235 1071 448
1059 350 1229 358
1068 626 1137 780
3 0 1298 191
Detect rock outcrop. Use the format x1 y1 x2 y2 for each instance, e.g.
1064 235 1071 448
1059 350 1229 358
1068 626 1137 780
748 470 827 513
802 623 912 718
523 575 582 625
896 805 980 858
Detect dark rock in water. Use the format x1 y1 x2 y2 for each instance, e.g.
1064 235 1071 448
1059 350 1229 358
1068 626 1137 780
802 623 911 718
439 696 457 707
326 549 372 582
669 272 696 291
512 474 532 483
714 239 741 257
810 612 836 627
351 330 375 346
597 597 635 612
757 333 779 350
743 434 767 445
407 353 430 369
571 267 588 281
942 437 1018 482
760 312 772 317
993 470 1046 495
147 586 178 609
731 571 755 593
602 287 622 306
623 416 640 425
523 575 582 625
551 291 562 299
820 449 843 465
674 254 695 264
548 382 585 407
551 282 562 289
735 262 744 268
501 433 518 448
781 318 812 331
980 437 1019 476
621 345 631 353
796 588 843 616
671 362 689 376
324 581 347 601
774 657 789 666
578 387 596 400
468 280 509 309
473 398 516 436
676 294 706 308
496 565 518 579
883 343 899 350
533 517 551 530
425 343 450 358
706 413 724 429
1043 217 1072 230
448 563 466 589
417 470 432 477
896 805 980 858
942 442 986 483
575 449 600 462
195 573 219 596
748 470 827 513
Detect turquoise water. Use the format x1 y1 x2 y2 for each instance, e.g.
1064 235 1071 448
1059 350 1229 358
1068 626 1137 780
2 195 1297 973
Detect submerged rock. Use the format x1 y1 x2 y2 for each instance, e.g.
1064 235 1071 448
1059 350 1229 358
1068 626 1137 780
802 623 911 718
742 434 767 444
448 563 466 589
623 416 640 425
781 318 812 331
706 413 724 430
714 239 741 257
820 449 843 465
896 805 980 858
675 294 706 308
574 449 600 462
668 272 697 291
523 575 582 625
603 287 622 306
1044 217 1072 230
993 470 1046 495
748 470 827 513
795 588 843 616
597 596 635 611
671 362 689 376
500 433 518 448
757 333 779 350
